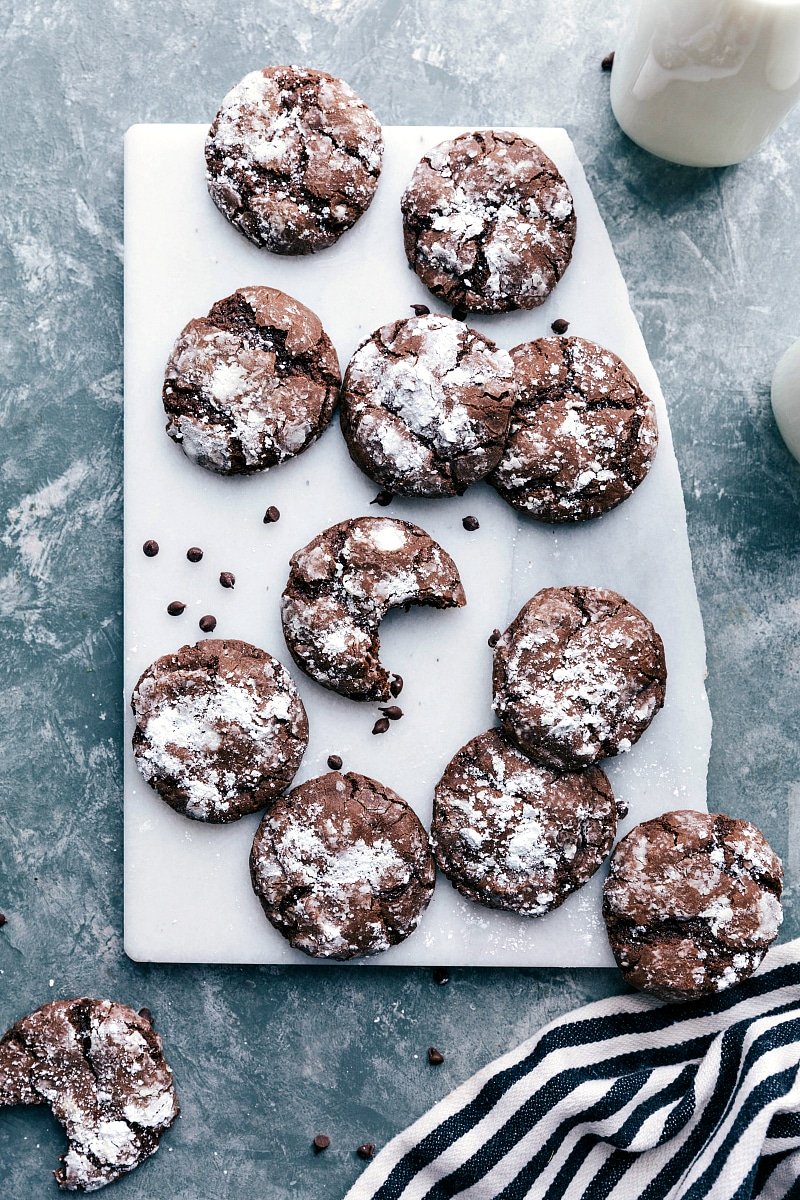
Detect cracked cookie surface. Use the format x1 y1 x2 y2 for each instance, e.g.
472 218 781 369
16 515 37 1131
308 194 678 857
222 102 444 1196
340 313 516 496
162 286 341 475
492 586 666 768
432 729 616 915
0 998 178 1192
401 130 576 313
603 810 783 1001
489 336 658 521
250 770 436 959
131 639 308 822
281 516 466 701
205 65 383 254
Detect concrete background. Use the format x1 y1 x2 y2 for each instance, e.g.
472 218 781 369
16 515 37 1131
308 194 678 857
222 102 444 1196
0 2 798 1196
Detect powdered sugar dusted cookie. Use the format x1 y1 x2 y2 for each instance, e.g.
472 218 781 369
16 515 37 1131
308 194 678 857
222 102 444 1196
489 337 658 522
401 130 576 313
281 516 466 701
162 286 340 475
603 811 783 1001
492 587 666 768
131 639 308 822
250 771 436 959
0 998 178 1192
340 314 516 496
432 729 617 915
205 65 383 254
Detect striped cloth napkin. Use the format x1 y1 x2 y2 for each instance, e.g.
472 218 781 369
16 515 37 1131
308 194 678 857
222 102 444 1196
345 939 800 1200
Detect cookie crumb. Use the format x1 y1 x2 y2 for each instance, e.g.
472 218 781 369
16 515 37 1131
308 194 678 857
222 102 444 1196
187 546 203 562
356 1142 375 1160
0 912 7 928
219 571 236 589
427 1046 445 1066
615 799 629 821
380 706 403 721
432 967 449 985
410 304 430 317
199 614 217 633
551 318 570 334
487 628 502 648
327 754 343 771
451 305 468 321
462 515 480 531
390 675 404 698
142 539 159 557
602 51 615 71
313 1134 331 1154
263 506 281 524
166 601 186 616
372 717 390 736
370 490 394 507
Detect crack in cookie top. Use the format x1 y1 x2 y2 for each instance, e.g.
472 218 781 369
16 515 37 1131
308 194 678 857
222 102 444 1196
489 336 658 522
432 729 616 916
603 810 783 1001
205 65 384 254
0 998 179 1192
340 313 516 497
281 516 466 701
162 286 341 475
131 639 308 822
492 586 666 768
250 771 436 959
401 130 576 313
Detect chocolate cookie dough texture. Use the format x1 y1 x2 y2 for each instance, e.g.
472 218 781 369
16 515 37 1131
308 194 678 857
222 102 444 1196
489 337 658 522
0 998 178 1192
340 313 516 497
131 639 308 822
205 65 383 254
281 516 466 701
603 811 783 1001
401 130 576 313
492 586 666 769
250 771 436 959
432 729 617 916
162 286 340 475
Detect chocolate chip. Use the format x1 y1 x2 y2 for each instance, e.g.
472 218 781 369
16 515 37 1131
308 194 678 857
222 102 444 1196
0 913 7 928
488 628 502 648
410 303 430 317
551 318 570 334
219 571 235 589
432 967 449 985
138 1007 153 1023
327 754 343 771
370 490 394 507
380 705 403 721
356 1143 375 1161
602 51 615 71
199 614 217 633
263 506 281 524
313 1134 330 1154
451 305 468 321
462 515 480 531
427 1046 445 1065
166 601 186 616
372 717 390 736
142 539 159 557
616 798 630 821
389 675 404 698
186 546 203 562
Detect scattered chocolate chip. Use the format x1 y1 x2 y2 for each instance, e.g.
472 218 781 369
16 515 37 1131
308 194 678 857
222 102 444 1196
138 1007 152 1023
390 675 404 698
199 614 217 633
0 913 7 928
166 601 186 616
551 318 570 334
380 705 403 721
372 717 390 736
356 1143 375 1161
602 51 615 71
327 754 343 771
427 1046 445 1066
142 539 159 557
370 490 394 507
313 1134 331 1154
451 305 468 321
432 967 449 985
219 571 236 589
186 546 203 562
410 303 430 317
263 506 281 524
462 515 480 531
616 799 630 821
487 628 502 648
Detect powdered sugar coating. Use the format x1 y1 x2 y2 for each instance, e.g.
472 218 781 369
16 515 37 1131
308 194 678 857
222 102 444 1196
340 313 516 496
131 638 308 822
281 516 466 701
205 65 383 254
603 811 783 1001
432 729 616 915
250 771 435 959
401 130 576 313
492 586 666 768
0 998 178 1192
489 336 658 522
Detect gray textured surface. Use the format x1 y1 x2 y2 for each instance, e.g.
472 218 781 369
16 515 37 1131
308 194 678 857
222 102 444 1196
0 2 798 1197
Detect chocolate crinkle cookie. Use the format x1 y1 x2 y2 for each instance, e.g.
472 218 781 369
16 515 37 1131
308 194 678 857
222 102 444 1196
162 286 341 475
0 998 178 1192
603 811 783 1001
250 771 436 959
401 130 576 313
205 65 383 254
340 313 516 497
492 586 666 769
131 639 308 822
432 729 616 915
281 516 466 701
489 337 658 522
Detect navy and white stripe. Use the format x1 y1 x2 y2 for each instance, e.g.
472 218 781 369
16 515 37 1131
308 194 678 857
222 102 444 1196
346 940 800 1200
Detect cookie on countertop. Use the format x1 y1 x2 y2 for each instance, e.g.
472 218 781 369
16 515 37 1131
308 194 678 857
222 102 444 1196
205 65 383 254
492 586 666 769
489 336 658 522
131 638 308 822
281 516 466 701
0 998 178 1192
432 729 617 915
401 130 576 313
340 313 516 497
162 286 341 475
250 770 436 959
603 810 783 1001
